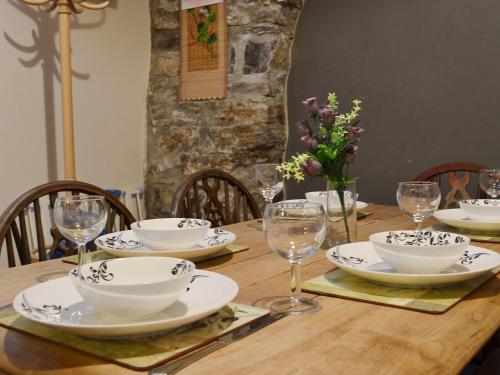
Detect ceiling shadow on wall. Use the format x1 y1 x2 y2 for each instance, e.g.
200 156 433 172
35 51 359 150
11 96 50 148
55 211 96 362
3 0 105 181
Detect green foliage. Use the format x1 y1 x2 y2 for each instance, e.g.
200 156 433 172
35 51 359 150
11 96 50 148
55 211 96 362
188 6 218 57
280 92 363 184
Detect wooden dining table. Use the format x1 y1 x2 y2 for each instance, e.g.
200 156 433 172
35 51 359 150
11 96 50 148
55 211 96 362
0 204 498 374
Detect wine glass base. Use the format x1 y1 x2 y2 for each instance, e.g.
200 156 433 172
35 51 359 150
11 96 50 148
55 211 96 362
246 221 264 231
270 296 320 316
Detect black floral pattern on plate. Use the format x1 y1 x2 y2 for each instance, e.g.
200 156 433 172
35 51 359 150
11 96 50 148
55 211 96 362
186 274 209 291
330 247 366 267
459 250 490 265
21 294 66 320
97 233 143 250
384 231 466 246
205 229 230 246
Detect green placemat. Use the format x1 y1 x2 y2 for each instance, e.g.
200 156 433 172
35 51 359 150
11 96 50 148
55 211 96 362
62 244 249 265
0 303 268 371
303 269 499 314
429 223 500 244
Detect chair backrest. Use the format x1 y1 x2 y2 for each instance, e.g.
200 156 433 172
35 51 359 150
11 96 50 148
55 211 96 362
0 180 136 267
171 169 261 227
414 162 489 209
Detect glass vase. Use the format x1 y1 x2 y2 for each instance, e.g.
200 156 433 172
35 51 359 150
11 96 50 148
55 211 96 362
323 179 357 248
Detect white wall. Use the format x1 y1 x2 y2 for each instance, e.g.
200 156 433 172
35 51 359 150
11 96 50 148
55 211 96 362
0 0 150 214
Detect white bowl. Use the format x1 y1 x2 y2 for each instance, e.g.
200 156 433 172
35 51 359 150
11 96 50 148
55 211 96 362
459 199 500 222
70 257 195 319
305 191 356 212
131 218 211 250
369 231 469 274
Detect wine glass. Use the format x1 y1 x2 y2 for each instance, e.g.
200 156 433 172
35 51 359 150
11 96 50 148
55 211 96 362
479 169 500 198
396 181 441 231
54 195 108 276
255 164 283 206
264 202 326 315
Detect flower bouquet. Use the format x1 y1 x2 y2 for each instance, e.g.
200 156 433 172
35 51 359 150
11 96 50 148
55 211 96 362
278 92 363 244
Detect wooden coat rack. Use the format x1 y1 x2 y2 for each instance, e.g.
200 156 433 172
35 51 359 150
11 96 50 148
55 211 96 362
19 0 110 180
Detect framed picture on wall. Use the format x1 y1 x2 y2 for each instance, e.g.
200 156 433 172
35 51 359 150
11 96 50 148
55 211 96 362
179 0 227 101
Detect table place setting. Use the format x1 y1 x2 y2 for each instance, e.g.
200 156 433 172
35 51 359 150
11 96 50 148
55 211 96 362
0 194 277 373
94 226 240 259
275 118 500 314
429 169 500 240
0 301 271 371
300 182 500 314
432 199 500 243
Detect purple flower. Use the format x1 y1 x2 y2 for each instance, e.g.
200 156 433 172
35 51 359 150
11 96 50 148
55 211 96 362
296 120 312 137
301 136 318 151
344 144 358 164
319 107 337 126
301 159 322 176
302 97 319 114
347 126 364 139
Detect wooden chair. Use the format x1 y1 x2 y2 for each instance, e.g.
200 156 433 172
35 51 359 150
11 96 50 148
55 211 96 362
171 169 261 227
0 180 136 267
414 162 489 209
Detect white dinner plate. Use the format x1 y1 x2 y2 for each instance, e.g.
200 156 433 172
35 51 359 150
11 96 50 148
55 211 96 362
433 209 500 232
326 242 500 288
356 201 368 210
13 270 238 337
285 199 368 210
95 229 236 259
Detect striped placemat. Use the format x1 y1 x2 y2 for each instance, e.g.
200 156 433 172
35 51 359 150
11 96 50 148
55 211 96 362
62 244 249 265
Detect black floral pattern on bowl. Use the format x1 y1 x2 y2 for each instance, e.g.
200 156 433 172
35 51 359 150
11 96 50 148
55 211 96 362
384 231 466 246
71 261 114 283
177 218 210 228
171 260 194 276
330 247 366 267
462 199 500 207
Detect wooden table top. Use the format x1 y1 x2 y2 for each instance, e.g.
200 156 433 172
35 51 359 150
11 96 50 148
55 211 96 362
0 204 498 375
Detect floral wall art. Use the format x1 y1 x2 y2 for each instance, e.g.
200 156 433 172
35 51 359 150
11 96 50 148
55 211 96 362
180 0 227 100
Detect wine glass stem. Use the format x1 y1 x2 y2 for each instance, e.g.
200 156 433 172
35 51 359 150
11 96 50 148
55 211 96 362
77 242 87 279
290 261 302 300
262 198 273 218
415 221 423 231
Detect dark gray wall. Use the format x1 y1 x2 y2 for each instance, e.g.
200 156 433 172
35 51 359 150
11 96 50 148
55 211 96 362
286 0 500 204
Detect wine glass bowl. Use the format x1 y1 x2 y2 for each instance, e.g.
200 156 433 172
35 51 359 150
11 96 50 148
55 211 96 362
264 202 326 315
255 164 283 205
54 195 108 274
396 181 441 230
479 169 500 198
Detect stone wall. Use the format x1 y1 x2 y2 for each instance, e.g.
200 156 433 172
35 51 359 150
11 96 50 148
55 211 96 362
146 0 304 217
